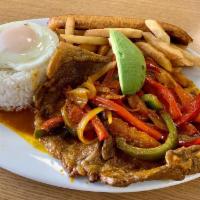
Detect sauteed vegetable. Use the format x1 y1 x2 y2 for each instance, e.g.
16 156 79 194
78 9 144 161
35 29 200 161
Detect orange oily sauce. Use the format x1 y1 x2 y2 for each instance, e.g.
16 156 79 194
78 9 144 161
0 109 46 152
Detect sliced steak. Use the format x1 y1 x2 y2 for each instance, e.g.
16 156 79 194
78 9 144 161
35 41 200 187
101 145 200 186
40 136 103 182
40 135 200 186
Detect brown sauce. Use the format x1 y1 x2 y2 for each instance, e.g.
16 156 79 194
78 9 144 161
0 109 46 152
0 109 35 134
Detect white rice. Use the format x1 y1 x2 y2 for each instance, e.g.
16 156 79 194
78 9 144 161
0 66 46 111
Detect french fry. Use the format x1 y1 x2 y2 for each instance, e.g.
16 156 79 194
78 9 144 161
55 28 65 34
48 15 193 45
145 19 170 44
97 45 110 55
171 44 200 66
172 70 194 87
65 17 75 35
172 67 182 73
75 30 85 36
171 69 199 95
58 35 65 42
136 41 172 72
159 67 200 95
79 44 97 52
60 34 108 45
56 29 85 35
85 28 142 38
79 29 98 52
175 44 187 49
143 32 193 67
64 17 75 45
185 86 200 95
47 47 63 78
55 30 65 41
156 68 177 88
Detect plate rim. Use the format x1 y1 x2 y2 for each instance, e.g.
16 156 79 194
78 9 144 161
0 17 200 193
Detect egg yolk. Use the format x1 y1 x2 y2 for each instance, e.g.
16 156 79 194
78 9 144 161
0 24 39 54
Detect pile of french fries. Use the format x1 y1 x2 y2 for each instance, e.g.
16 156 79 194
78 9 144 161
51 16 200 94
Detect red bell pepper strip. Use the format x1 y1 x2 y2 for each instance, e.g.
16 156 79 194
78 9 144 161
85 106 109 141
179 138 200 147
178 123 199 136
176 94 200 125
103 68 115 84
92 96 163 140
91 117 109 141
136 90 144 97
195 114 200 123
144 77 182 120
41 116 64 131
145 57 161 73
172 84 200 122
173 84 193 107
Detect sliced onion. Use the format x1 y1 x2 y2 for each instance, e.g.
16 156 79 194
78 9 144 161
67 88 89 108
61 104 72 127
89 61 116 82
77 107 104 144
106 110 113 124
148 112 167 131
82 78 96 99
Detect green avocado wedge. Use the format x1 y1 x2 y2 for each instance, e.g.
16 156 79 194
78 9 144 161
109 30 146 95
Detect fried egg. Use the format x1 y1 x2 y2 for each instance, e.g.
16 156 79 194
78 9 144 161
0 21 59 71
0 20 59 110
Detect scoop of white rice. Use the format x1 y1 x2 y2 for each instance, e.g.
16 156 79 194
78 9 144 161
0 66 46 111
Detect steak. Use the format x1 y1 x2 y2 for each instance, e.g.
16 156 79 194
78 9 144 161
40 135 200 186
35 43 200 187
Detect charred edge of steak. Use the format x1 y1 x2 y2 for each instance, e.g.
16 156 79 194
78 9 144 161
100 145 200 186
39 134 200 187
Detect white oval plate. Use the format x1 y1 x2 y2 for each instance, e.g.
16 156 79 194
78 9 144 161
0 18 200 193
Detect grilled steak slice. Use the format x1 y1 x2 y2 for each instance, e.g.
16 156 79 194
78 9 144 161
35 41 200 187
40 135 200 186
40 135 103 182
101 145 200 186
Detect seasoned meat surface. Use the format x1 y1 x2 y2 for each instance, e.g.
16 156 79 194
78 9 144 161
40 135 200 186
35 43 200 187
34 43 111 128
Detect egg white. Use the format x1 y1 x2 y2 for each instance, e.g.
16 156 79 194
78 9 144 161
0 21 59 71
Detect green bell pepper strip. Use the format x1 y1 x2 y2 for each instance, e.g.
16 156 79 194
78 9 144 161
34 129 47 139
116 112 178 160
34 116 64 139
144 77 182 120
141 94 163 110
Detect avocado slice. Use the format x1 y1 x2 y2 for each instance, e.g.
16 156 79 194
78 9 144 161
109 30 146 95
